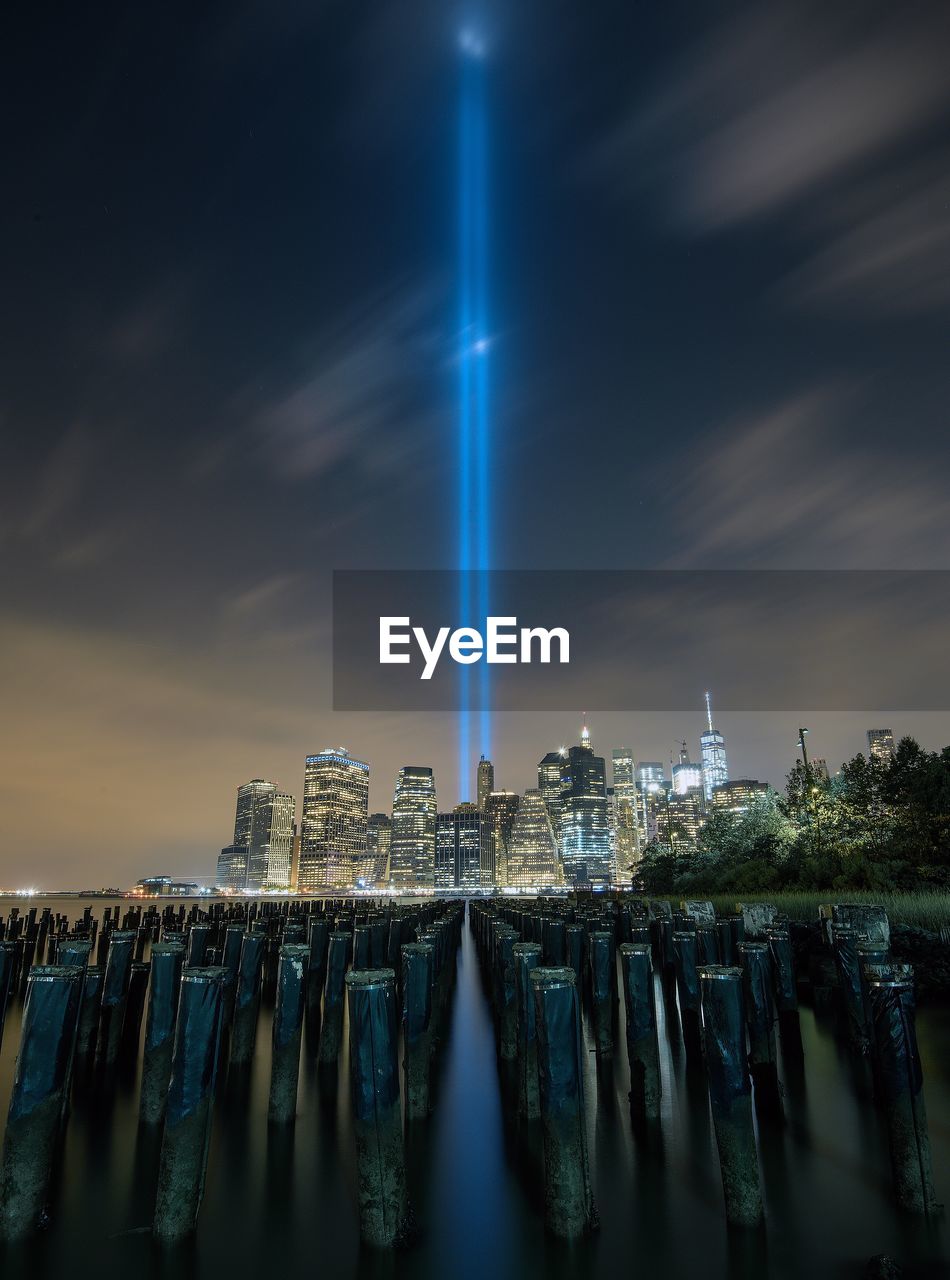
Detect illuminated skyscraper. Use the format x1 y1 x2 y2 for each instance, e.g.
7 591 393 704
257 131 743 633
299 750 369 891
364 813 391 888
712 779 769 816
673 743 703 797
559 734 612 887
216 844 250 891
436 802 487 891
483 789 520 887
611 747 641 875
636 761 667 843
665 789 705 852
231 779 295 890
538 750 566 840
700 693 728 802
476 755 494 812
390 766 437 890
506 789 562 888
867 728 895 763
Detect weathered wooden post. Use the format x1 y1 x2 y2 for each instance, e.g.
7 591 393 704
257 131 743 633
306 916 330 1028
140 943 185 1124
867 974 938 1215
495 927 519 1061
767 926 802 1062
0 966 83 1240
699 966 763 1228
738 942 780 1110
672 930 702 1058
619 942 661 1120
530 967 595 1239
0 942 15 1056
153 967 228 1242
345 969 408 1247
402 942 434 1119
230 932 266 1067
268 944 309 1124
97 930 136 1065
588 930 615 1056
318 931 351 1064
513 941 542 1120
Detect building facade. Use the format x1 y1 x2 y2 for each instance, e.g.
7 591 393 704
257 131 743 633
538 751 565 841
299 750 369 891
559 738 613 886
700 693 729 802
364 812 392 888
505 789 562 888
476 756 494 812
390 766 437 890
867 728 895 764
230 779 295 890
712 779 769 816
672 744 703 797
436 803 487 891
483 789 521 888
611 747 641 875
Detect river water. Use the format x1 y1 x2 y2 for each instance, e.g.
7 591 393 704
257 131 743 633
0 898 947 1278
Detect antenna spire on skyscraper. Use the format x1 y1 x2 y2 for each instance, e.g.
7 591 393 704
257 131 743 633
705 690 714 732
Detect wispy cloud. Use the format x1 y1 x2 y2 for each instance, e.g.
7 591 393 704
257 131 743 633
662 386 950 568
20 426 91 539
249 281 446 483
779 161 950 313
589 3 950 233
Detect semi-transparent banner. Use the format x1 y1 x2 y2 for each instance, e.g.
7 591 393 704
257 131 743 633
332 570 949 711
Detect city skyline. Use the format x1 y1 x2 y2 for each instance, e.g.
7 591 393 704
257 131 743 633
4 3 950 887
200 707 916 894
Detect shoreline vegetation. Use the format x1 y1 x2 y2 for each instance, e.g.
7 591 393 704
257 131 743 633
634 736 950 909
669 891 950 935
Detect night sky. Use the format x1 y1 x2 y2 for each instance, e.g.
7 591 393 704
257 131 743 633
4 1 950 886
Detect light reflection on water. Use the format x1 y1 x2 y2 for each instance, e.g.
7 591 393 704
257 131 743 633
0 899 947 1279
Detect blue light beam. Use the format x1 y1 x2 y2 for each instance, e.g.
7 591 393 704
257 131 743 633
457 31 491 798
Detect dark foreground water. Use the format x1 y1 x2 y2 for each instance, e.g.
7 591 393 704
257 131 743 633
0 901 948 1279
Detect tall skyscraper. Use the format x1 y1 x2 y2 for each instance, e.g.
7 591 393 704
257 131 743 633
665 789 705 852
483 789 520 887
636 761 667 844
867 728 895 763
700 693 728 802
476 755 494 812
390 766 437 890
299 749 369 891
672 743 703 797
216 844 250 891
559 733 612 886
436 803 487 891
506 789 562 888
230 779 295 890
365 813 392 887
538 750 566 840
611 747 641 874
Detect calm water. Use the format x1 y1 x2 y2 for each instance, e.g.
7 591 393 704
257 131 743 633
0 898 948 1279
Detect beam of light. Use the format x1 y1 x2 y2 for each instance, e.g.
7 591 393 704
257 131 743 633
457 29 491 799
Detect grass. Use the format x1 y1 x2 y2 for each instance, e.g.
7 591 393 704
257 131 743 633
668 890 950 933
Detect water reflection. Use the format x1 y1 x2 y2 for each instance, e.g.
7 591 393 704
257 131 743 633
0 900 946 1279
